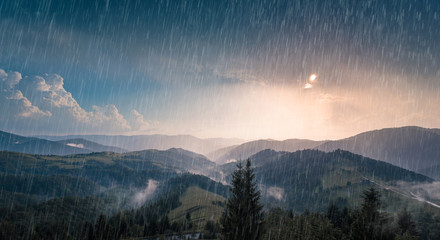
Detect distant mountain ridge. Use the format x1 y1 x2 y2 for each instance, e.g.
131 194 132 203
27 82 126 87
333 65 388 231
208 138 325 164
0 130 91 155
315 126 440 179
4 126 440 181
0 130 126 155
56 138 127 153
37 134 245 156
209 126 440 180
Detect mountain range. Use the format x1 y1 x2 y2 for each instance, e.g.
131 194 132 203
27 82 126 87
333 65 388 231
315 126 440 179
1 131 439 239
207 139 325 164
55 138 127 153
37 134 245 156
209 126 440 179
218 149 437 212
3 126 440 180
0 147 437 215
0 130 126 155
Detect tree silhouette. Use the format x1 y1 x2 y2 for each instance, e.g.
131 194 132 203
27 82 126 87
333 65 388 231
350 187 393 240
397 207 418 237
220 159 264 240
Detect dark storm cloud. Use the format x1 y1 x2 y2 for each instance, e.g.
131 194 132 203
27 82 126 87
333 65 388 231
2 0 439 84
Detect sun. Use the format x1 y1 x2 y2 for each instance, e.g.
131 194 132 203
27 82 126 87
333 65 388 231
309 74 317 82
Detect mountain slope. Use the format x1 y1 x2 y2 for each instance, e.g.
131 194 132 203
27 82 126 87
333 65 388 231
0 148 215 188
315 126 440 179
209 139 325 164
0 148 219 228
220 149 435 213
168 186 225 230
121 148 216 175
0 172 229 240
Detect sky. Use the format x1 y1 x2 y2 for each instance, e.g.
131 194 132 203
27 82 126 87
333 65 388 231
1 0 440 140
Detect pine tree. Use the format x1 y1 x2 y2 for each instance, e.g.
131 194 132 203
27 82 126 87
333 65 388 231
147 216 158 236
220 159 264 240
220 162 244 240
397 207 418 236
80 221 94 240
243 159 264 239
350 187 392 240
327 202 342 229
94 214 108 240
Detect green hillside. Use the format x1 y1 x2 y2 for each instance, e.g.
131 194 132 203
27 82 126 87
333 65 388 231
168 186 225 231
1 148 440 239
0 149 215 190
221 149 437 213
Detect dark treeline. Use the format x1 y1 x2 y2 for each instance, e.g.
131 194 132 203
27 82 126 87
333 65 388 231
1 160 440 239
219 159 440 240
263 188 440 240
2 187 440 239
0 174 226 239
75 174 226 240
0 186 181 240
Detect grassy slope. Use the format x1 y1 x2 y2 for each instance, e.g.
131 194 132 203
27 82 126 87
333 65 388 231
168 186 225 231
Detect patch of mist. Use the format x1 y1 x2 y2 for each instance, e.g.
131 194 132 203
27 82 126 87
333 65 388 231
188 169 201 175
67 143 84 148
396 181 440 201
216 170 227 185
267 186 285 201
409 192 440 209
259 184 285 201
132 179 158 207
226 159 237 163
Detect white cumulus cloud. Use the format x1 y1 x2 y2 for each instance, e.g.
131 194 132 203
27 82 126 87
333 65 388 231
0 68 154 134
130 109 155 131
7 90 52 118
1 70 51 118
91 105 130 130
0 69 22 88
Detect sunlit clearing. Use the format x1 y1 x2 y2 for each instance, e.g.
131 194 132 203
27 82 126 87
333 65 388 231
304 83 313 89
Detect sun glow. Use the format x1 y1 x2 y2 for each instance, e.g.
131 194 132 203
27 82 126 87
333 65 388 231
309 74 317 82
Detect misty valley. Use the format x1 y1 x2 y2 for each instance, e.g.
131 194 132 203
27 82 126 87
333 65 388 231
1 127 440 239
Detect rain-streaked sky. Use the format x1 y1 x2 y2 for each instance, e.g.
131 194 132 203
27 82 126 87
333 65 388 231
1 0 439 140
